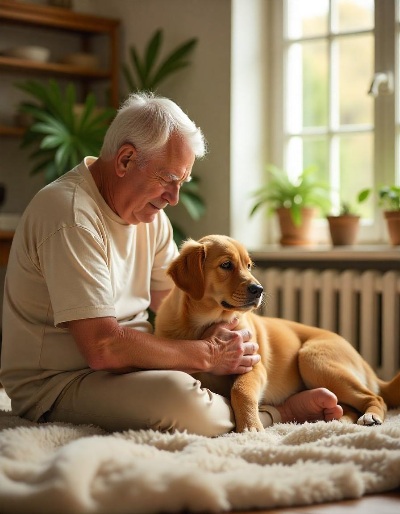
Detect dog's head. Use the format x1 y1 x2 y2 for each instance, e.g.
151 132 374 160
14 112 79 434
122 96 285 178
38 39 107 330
167 235 263 312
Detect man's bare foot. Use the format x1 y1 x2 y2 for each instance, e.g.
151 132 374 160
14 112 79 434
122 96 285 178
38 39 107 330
276 388 343 423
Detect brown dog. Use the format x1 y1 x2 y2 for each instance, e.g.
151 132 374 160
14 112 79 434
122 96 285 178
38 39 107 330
155 235 400 432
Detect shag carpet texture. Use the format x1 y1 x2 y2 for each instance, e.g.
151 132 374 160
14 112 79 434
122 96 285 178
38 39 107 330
0 389 399 514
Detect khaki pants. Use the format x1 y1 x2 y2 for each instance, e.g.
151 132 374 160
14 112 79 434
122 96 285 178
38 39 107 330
42 370 277 436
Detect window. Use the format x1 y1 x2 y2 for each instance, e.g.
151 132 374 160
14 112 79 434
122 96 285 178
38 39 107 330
270 0 397 244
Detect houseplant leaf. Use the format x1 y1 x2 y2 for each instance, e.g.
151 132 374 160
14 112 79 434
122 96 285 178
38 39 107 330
15 79 116 183
130 47 147 89
122 63 138 92
151 61 190 90
179 190 205 220
145 29 162 75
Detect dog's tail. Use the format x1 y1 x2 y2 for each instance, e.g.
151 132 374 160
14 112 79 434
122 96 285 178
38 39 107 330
378 373 400 408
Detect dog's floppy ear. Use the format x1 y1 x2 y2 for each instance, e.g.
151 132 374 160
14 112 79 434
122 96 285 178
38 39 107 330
168 239 207 301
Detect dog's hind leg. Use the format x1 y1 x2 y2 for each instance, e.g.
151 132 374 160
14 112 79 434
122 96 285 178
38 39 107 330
340 404 360 424
298 339 387 425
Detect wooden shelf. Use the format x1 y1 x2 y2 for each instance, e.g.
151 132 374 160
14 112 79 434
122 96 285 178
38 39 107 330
0 125 25 137
0 0 119 34
0 0 120 107
0 55 111 79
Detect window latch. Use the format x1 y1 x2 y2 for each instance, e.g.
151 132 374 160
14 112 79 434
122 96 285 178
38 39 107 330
368 72 394 97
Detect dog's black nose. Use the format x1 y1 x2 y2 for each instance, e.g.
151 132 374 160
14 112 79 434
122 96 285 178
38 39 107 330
247 283 263 298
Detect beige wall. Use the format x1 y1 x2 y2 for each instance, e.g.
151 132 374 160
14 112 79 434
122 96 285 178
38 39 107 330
231 0 272 248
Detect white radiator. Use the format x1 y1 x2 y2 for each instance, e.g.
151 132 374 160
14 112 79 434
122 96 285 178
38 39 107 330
254 268 400 380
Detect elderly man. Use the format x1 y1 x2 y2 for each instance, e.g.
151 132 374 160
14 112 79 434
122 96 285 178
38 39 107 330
0 93 342 435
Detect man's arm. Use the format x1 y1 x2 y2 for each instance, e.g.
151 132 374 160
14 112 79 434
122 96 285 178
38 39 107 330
67 316 260 376
149 289 170 312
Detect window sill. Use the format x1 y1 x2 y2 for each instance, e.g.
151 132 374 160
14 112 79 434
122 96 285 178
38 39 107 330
249 245 400 263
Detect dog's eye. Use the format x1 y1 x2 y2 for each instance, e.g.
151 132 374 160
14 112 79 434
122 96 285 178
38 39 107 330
247 263 252 270
220 261 233 270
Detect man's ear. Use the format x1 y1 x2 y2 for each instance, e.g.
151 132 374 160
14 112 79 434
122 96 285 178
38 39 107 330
167 239 207 301
115 144 136 177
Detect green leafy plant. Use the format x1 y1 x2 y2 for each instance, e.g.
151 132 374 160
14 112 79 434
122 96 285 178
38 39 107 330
336 188 371 216
250 165 331 226
122 29 197 93
15 79 116 184
166 175 205 246
378 185 400 211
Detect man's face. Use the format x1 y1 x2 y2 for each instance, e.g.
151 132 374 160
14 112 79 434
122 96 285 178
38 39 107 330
113 132 196 225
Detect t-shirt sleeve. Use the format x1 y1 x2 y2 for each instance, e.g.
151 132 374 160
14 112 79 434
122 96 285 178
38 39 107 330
37 225 116 326
150 212 179 291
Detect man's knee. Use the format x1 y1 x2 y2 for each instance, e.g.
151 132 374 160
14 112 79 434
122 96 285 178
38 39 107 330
147 371 234 437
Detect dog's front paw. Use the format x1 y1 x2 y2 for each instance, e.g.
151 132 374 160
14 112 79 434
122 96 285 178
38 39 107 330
357 413 383 426
235 417 264 433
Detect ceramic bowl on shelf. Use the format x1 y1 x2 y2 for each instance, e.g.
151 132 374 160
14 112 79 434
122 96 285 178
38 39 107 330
3 46 51 62
61 52 100 69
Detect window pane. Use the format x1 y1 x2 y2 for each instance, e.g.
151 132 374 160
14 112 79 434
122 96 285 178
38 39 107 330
287 0 329 39
287 137 329 184
303 137 329 185
336 0 374 33
339 35 374 125
340 133 374 219
287 41 329 131
303 42 329 127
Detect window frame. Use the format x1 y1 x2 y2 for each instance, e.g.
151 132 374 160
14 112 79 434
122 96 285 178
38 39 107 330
268 0 397 245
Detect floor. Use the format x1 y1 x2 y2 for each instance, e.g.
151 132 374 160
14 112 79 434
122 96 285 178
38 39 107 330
234 488 400 514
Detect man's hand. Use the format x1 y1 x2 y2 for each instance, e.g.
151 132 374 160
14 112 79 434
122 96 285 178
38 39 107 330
201 318 260 375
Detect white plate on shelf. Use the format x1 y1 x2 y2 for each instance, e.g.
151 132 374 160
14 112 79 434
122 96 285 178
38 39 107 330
3 46 50 63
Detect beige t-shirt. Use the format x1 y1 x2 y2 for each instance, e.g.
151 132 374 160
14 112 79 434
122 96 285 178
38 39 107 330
0 157 178 421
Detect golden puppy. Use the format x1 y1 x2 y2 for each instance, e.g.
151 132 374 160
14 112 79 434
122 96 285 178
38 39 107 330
155 235 400 432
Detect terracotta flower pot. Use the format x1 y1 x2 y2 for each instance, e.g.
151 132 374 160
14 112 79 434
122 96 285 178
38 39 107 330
327 215 360 246
384 211 400 246
276 207 316 246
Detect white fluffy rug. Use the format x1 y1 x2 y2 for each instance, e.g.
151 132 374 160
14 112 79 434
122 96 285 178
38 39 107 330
0 390 400 514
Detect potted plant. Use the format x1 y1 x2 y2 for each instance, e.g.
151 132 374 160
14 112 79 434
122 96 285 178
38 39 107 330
379 185 400 245
250 165 331 246
15 79 116 184
122 29 203 246
327 189 371 246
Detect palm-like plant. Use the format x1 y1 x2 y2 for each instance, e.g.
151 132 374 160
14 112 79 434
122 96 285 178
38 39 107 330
122 29 197 93
250 165 331 226
16 79 116 184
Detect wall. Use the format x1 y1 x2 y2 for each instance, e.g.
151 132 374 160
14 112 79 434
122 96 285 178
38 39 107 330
231 0 272 248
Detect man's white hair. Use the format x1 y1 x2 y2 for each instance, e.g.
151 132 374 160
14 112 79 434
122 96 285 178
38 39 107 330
100 92 207 162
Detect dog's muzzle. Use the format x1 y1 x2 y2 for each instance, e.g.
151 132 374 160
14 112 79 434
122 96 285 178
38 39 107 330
221 283 264 310
247 283 263 299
